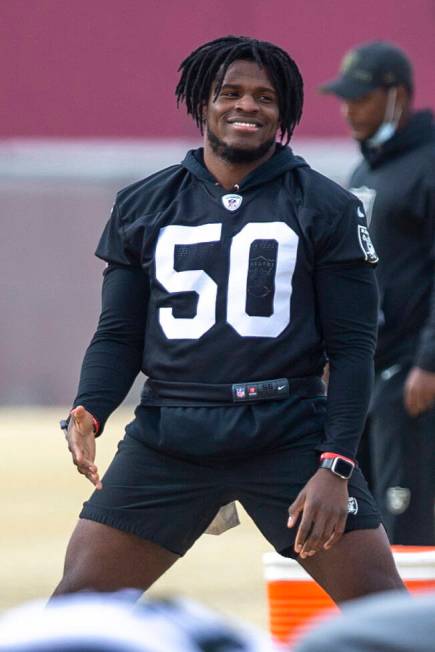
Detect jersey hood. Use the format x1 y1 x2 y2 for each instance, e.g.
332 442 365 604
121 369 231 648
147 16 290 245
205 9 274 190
181 144 309 192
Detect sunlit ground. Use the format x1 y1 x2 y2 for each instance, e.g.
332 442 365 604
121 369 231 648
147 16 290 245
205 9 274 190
0 407 271 629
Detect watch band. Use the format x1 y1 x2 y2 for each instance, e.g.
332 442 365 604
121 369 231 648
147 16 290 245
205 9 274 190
319 455 355 479
320 451 355 465
59 410 100 435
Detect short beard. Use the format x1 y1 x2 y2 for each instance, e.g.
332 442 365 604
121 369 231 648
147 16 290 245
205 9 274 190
207 126 276 164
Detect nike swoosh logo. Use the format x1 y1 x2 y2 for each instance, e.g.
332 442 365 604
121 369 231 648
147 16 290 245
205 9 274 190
277 385 286 390
357 206 365 218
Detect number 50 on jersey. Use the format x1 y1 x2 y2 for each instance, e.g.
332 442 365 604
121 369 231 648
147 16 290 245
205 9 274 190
155 221 299 340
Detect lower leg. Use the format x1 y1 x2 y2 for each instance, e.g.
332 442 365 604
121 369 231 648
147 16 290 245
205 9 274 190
299 525 405 604
52 519 179 598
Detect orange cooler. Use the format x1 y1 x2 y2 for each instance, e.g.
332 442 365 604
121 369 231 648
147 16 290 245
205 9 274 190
263 546 435 643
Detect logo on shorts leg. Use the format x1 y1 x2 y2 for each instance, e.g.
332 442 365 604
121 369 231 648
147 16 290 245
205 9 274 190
386 486 411 514
347 497 359 515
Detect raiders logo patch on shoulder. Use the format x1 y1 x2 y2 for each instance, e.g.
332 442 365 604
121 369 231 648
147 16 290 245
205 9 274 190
222 194 243 212
357 225 379 264
349 185 377 226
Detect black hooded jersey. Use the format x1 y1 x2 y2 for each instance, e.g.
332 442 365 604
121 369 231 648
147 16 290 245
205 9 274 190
74 145 379 458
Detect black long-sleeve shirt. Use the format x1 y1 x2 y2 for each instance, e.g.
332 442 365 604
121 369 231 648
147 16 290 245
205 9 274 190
350 110 435 372
73 145 379 459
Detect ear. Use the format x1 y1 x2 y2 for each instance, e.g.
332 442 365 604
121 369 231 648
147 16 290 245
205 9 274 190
202 102 208 124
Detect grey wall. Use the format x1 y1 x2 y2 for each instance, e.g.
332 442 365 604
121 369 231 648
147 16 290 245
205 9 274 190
0 139 358 405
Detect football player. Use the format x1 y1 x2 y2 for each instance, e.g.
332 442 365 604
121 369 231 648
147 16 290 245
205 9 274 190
54 36 404 603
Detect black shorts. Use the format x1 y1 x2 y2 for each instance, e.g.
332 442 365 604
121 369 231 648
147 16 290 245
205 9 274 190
80 397 380 557
369 364 435 544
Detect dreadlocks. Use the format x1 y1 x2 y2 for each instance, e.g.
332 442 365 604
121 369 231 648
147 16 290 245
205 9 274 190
176 35 304 144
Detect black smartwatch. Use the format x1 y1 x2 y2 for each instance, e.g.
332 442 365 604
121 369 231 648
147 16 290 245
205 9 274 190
320 456 355 480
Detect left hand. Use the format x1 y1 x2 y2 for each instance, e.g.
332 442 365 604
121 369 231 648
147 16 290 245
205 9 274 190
66 405 102 490
287 469 349 558
403 366 435 417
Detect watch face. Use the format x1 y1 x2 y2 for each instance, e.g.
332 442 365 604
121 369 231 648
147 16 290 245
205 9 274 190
333 457 353 478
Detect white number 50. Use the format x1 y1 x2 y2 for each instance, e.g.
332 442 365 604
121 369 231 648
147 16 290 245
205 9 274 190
155 221 298 339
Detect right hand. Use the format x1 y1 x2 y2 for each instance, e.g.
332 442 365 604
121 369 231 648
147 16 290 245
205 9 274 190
403 366 435 417
65 405 102 489
287 468 349 558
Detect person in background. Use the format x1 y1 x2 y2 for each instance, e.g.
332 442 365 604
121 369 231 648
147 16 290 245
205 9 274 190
0 593 278 652
321 41 435 544
293 590 435 652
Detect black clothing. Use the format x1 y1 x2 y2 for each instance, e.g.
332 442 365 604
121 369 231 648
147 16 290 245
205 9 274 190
350 110 435 372
81 399 380 557
74 145 378 460
350 110 435 544
369 364 435 544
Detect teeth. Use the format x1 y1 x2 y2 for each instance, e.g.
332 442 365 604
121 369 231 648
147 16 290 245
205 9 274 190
233 121 258 127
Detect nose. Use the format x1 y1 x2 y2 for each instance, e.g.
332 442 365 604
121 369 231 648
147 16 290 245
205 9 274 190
341 100 356 122
235 93 259 113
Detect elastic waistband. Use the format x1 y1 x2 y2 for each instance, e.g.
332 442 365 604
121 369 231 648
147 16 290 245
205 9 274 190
145 376 325 404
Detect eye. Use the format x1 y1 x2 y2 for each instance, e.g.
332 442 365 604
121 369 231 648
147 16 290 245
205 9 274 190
259 95 274 103
220 90 238 98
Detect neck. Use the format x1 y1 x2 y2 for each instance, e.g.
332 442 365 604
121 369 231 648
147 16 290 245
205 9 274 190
203 139 276 190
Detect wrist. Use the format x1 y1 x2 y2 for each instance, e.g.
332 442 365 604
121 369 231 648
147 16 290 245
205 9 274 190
88 412 100 435
59 409 100 435
320 452 355 465
319 452 356 480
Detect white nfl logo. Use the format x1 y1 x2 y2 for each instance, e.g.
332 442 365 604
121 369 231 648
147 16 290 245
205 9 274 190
222 193 243 212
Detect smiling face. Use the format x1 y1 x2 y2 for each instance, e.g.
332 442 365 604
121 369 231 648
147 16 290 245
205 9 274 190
204 59 280 164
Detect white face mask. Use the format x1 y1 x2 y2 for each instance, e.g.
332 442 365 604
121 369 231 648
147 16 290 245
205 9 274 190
368 87 402 146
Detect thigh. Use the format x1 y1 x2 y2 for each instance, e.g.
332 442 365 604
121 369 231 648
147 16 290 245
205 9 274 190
53 519 179 596
80 433 228 556
237 438 380 559
299 525 405 603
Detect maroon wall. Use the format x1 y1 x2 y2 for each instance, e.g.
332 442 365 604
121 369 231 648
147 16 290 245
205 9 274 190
2 0 434 139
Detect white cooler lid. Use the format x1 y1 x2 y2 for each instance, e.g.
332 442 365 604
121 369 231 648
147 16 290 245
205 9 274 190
263 549 435 582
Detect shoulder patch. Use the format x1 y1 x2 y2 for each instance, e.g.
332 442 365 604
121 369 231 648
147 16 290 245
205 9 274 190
357 225 379 264
356 205 366 220
349 186 377 226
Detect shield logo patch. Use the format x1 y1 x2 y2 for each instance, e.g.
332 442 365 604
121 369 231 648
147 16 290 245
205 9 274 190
358 225 379 263
386 486 411 514
222 194 243 212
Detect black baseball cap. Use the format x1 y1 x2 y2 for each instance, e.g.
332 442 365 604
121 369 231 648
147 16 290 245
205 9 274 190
320 41 413 99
